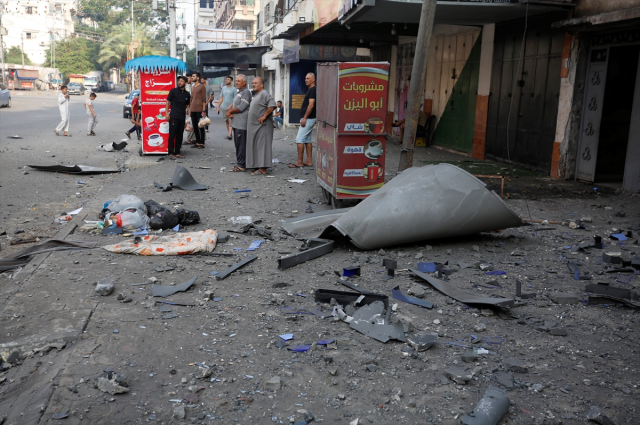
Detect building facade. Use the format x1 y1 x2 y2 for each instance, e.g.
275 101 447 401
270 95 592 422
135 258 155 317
1 0 77 65
198 0 260 44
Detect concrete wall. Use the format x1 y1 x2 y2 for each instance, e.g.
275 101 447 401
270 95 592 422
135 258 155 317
573 0 640 18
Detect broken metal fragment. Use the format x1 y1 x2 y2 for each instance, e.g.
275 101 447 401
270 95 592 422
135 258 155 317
411 269 514 308
349 301 405 343
391 286 434 309
170 165 209 190
278 238 334 270
152 276 197 298
515 279 536 299
586 406 616 425
461 386 510 425
382 258 397 280
279 208 351 236
314 289 389 309
321 164 525 250
215 255 258 280
28 164 120 174
406 333 437 351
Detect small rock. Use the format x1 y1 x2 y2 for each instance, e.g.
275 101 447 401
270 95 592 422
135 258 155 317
532 383 544 392
472 245 480 252
461 351 479 363
378 249 386 256
265 376 281 391
217 232 230 243
407 399 417 408
586 406 615 425
407 334 437 351
366 364 376 372
197 412 206 420
433 319 440 325
173 404 186 419
581 217 593 223
445 366 472 384
511 249 526 256
425 245 433 251
474 323 487 332
414 252 423 259
97 377 129 395
196 366 212 379
504 358 528 373
494 371 514 389
95 277 115 296
407 285 425 299
338 393 346 400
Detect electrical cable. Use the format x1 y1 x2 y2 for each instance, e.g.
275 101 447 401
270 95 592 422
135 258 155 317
504 0 529 173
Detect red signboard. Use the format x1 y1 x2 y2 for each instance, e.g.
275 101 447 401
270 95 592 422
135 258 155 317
316 62 389 199
139 69 176 154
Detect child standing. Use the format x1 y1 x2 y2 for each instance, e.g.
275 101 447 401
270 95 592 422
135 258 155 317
84 92 98 136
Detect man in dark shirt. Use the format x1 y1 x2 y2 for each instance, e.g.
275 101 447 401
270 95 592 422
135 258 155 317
165 76 191 159
289 73 316 168
273 100 284 129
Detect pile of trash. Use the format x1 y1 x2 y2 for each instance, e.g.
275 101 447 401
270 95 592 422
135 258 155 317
80 194 200 235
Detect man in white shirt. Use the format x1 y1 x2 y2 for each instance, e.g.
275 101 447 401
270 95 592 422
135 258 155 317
54 85 71 136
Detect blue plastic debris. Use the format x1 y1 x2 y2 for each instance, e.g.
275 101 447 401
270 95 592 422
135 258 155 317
392 285 434 309
287 345 311 352
343 266 361 277
246 240 264 251
209 271 219 276
279 333 294 341
213 297 223 302
133 228 148 236
611 233 628 241
234 189 251 193
173 224 180 232
77 180 86 185
483 336 504 344
295 293 308 298
485 270 506 276
317 339 336 345
417 262 438 273
233 247 243 251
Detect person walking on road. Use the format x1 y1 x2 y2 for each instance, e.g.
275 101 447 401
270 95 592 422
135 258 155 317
201 76 213 132
289 73 317 168
189 72 207 149
226 74 252 172
246 77 277 176
84 92 98 136
54 85 71 136
165 75 191 159
218 76 237 140
125 92 140 140
273 100 284 129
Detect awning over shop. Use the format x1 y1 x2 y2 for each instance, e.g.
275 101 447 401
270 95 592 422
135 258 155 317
553 6 640 31
198 46 270 68
272 23 315 40
15 69 39 81
340 0 575 26
124 55 188 74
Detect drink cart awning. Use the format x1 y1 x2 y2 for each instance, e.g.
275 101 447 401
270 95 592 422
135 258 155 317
15 69 39 81
125 56 188 74
198 46 270 68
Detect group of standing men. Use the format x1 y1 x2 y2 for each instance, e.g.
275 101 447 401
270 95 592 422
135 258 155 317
165 71 317 171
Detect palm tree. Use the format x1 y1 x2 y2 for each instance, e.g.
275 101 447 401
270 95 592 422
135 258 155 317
98 24 167 71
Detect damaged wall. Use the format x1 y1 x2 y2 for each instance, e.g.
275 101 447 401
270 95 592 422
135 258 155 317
573 0 640 17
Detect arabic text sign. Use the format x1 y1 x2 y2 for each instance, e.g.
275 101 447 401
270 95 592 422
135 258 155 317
300 45 357 62
140 69 175 104
338 63 389 135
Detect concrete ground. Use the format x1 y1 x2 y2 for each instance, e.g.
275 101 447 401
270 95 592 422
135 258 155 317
0 88 639 425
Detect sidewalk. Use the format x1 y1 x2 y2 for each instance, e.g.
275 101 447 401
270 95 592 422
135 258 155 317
0 111 639 424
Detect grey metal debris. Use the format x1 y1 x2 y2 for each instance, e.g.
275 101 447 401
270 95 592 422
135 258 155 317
411 269 514 308
279 208 351 236
95 277 115 296
170 165 209 190
348 301 405 343
461 386 510 425
321 164 525 250
278 238 334 270
215 255 258 280
152 276 197 298
27 164 121 174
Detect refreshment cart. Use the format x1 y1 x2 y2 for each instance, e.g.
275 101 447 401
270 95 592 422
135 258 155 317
124 56 188 156
315 62 389 208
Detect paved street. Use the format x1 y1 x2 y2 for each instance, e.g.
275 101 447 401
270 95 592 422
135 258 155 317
0 88 639 425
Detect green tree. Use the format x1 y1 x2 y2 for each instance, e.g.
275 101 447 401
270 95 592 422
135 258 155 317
185 48 197 72
42 38 100 76
97 24 167 70
4 46 32 65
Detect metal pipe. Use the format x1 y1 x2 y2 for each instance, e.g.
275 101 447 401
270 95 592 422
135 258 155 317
398 0 437 171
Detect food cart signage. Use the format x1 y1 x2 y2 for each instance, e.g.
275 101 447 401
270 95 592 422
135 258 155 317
140 69 176 154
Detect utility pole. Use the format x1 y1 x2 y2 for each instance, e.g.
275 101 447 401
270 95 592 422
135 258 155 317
169 0 177 58
398 0 437 171
130 0 135 92
21 32 25 66
0 2 6 84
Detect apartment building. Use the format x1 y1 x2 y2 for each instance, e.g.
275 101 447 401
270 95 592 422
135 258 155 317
199 0 259 43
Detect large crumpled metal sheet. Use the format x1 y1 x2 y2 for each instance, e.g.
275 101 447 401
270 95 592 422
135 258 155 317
28 164 121 174
0 240 98 272
321 164 525 250
279 208 351 236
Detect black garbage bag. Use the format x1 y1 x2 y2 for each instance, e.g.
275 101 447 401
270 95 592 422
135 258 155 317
175 208 200 226
145 200 172 216
149 211 180 230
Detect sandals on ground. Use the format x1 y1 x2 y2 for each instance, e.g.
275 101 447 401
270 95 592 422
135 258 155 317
251 169 268 176
229 166 246 172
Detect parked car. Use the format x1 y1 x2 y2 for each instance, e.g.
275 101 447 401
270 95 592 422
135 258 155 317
123 89 140 118
0 83 10 107
105 80 115 91
67 82 86 95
